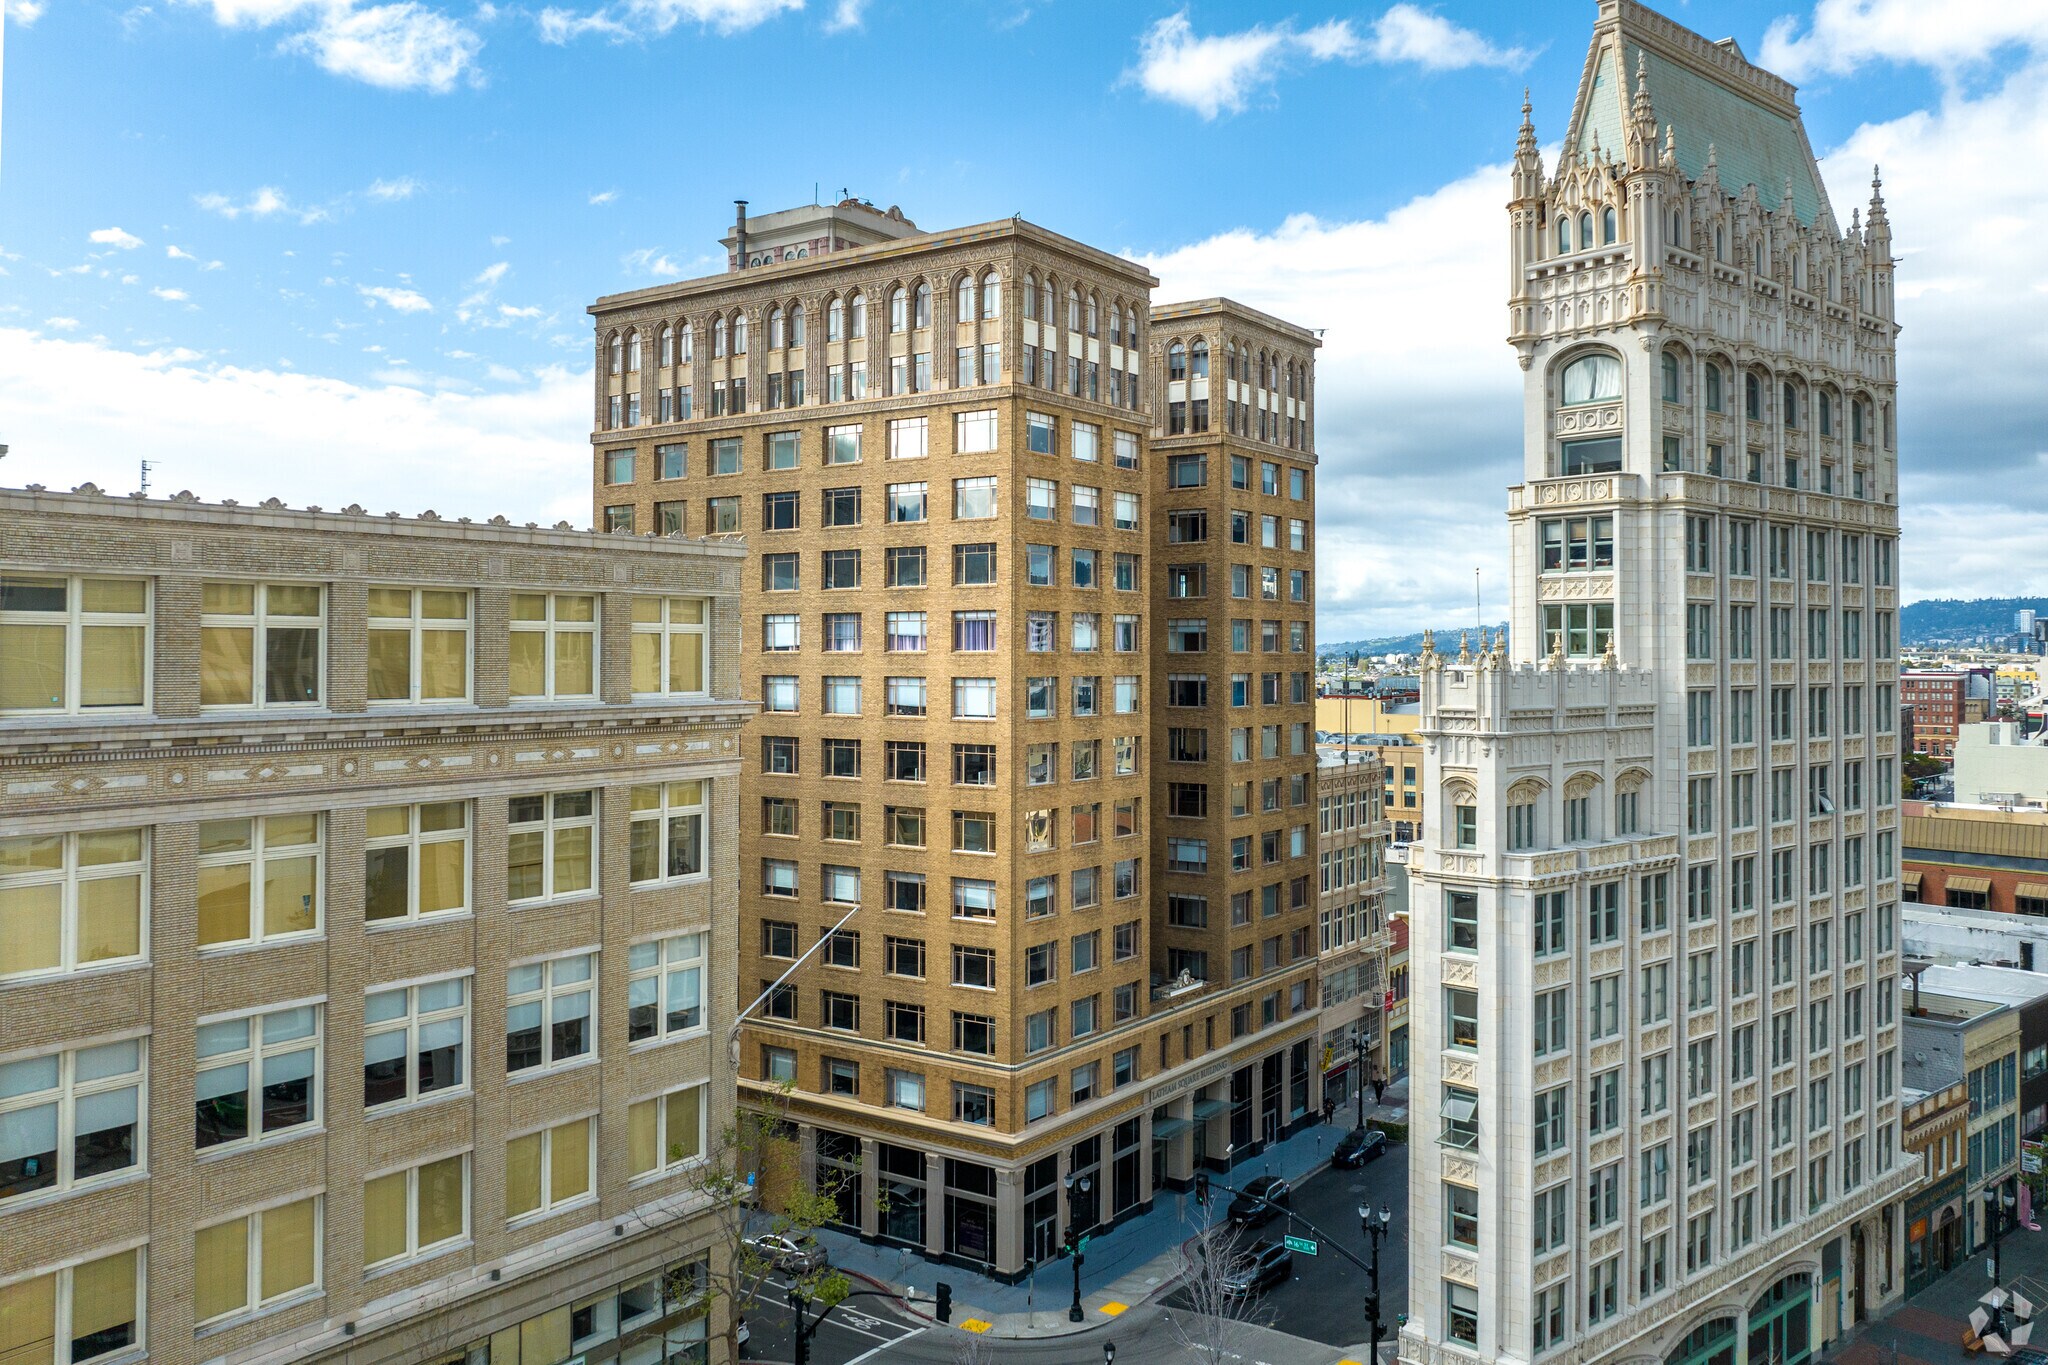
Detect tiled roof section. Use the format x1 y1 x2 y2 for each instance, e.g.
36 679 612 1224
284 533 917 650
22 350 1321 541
1569 2 1832 228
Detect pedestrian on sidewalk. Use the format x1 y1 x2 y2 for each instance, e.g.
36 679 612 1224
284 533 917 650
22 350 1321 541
1322 1097 1336 1126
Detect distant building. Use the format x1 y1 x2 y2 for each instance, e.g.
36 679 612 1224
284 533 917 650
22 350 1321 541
1900 987 2020 1251
1314 748 1391 1107
1913 964 2048 1138
721 198 920 271
2018 609 2037 637
1903 670 1967 756
1900 1078 1969 1294
1905 903 2048 974
1902 800 2048 914
1953 721 2048 806
1313 691 1420 738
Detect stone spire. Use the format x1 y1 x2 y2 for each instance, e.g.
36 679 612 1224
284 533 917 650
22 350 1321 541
1512 89 1544 199
1627 51 1658 167
1865 165 1892 251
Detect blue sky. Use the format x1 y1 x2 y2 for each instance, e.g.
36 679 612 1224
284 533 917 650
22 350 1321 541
3 0 2046 637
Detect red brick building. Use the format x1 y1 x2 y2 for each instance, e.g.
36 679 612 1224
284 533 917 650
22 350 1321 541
1903 670 1966 756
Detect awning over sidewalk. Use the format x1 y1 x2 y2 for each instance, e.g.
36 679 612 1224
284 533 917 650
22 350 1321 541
1949 876 1993 895
1902 870 1923 892
1150 1117 1195 1139
1191 1098 1227 1120
2016 882 2048 902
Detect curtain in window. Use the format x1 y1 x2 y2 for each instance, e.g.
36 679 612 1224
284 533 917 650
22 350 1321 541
195 1220 248 1321
68 1249 137 1354
956 614 997 652
1562 353 1622 405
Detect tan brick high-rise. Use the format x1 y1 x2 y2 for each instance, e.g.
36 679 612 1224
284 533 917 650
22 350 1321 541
0 488 748 1365
587 207 1326 1276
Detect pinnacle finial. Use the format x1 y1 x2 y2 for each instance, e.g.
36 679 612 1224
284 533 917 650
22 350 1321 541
1458 631 1472 664
1521 88 1532 123
1705 142 1718 173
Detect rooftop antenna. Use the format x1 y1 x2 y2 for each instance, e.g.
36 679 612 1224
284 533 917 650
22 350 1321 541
140 460 156 497
1475 567 1482 636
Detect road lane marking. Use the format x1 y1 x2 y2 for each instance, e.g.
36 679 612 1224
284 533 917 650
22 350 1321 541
846 1329 926 1364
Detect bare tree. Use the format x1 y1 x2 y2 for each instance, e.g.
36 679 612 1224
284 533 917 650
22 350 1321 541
1164 1219 1278 1360
948 1328 1006 1365
637 1083 855 1364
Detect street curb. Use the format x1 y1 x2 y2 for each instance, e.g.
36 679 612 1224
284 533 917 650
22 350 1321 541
826 1149 1350 1343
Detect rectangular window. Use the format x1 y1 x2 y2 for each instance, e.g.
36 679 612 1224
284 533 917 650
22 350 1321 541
0 1038 146 1205
505 792 594 906
508 593 597 700
195 1196 321 1325
364 802 468 922
0 574 151 716
196 1005 320 1150
367 586 470 703
506 952 594 1074
362 976 468 1110
627 932 705 1043
3 826 149 979
627 1082 705 1178
505 1118 593 1222
629 596 708 695
200 581 323 708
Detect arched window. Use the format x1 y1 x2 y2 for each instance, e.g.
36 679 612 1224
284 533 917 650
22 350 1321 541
1124 307 1138 348
1782 382 1797 428
1704 364 1722 413
1579 212 1593 247
1067 287 1081 332
1827 267 1837 300
1226 344 1238 381
956 274 975 321
1190 340 1209 378
1602 207 1618 243
732 311 747 355
1661 352 1680 403
981 270 1000 320
679 323 693 363
767 306 784 349
1023 272 1038 319
1671 210 1684 245
788 303 804 347
713 318 727 359
1818 392 1832 436
849 293 866 339
1041 278 1055 328
1559 352 1621 405
1715 226 1726 262
1792 254 1805 289
1744 373 1762 420
1108 303 1121 342
625 330 640 371
913 282 931 329
827 296 844 341
1167 342 1186 381
608 333 622 375
1558 216 1572 252
1085 293 1098 337
889 287 907 333
659 324 673 367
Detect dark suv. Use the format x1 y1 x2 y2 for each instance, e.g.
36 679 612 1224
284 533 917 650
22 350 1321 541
1226 1175 1293 1227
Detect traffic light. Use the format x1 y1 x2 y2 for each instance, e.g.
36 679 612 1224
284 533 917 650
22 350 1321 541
1194 1172 1211 1207
934 1282 953 1324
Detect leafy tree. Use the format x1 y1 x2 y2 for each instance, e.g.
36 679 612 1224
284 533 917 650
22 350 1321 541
645 1084 853 1363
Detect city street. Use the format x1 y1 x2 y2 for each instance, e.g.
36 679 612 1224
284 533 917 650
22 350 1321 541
731 1145 1407 1363
1166 1138 1410 1351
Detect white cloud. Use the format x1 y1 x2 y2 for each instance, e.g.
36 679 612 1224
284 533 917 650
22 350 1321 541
150 286 191 301
473 261 509 287
1367 3 1529 71
367 175 422 200
588 190 617 205
4 0 48 22
1760 0 2048 80
90 227 145 250
537 0 798 43
167 244 197 260
498 304 543 319
358 283 432 312
286 2 484 92
0 328 592 528
823 0 862 32
622 246 682 276
1130 6 1527 119
44 317 80 330
194 186 329 224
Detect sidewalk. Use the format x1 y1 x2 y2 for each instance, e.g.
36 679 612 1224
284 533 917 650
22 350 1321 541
1831 1224 2048 1365
811 1110 1396 1340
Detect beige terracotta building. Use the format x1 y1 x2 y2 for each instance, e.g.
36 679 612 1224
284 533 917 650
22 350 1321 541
0 486 748 1365
585 209 1326 1277
1315 748 1391 1107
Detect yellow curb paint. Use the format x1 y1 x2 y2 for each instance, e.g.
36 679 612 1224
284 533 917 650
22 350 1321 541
1099 1301 1129 1316
961 1319 994 1334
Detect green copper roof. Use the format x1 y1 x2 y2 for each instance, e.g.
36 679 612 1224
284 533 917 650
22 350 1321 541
1573 40 1829 227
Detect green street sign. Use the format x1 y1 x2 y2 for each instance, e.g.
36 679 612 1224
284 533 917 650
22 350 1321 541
1283 1235 1318 1256
1078 1236 1092 1253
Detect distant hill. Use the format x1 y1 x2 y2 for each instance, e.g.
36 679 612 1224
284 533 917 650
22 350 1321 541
1902 598 2048 646
1321 624 1511 661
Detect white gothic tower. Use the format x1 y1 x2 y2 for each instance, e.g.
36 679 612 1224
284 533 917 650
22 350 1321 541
1403 6 1911 1365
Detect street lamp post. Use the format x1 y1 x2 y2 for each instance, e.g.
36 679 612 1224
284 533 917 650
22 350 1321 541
1360 1201 1394 1364
1986 1185 2017 1287
1105 1343 1118 1365
1354 1034 1369 1130
1065 1172 1094 1323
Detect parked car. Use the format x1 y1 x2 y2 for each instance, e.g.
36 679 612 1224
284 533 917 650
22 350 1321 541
1226 1175 1292 1227
1333 1126 1388 1167
745 1232 829 1274
1218 1240 1294 1298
